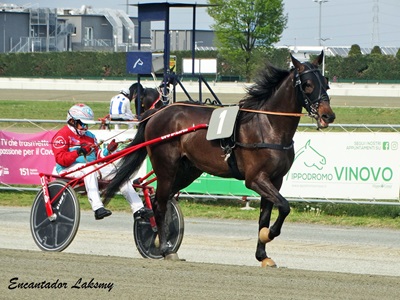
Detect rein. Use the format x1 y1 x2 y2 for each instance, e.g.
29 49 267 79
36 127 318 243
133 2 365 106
239 108 305 117
140 102 306 119
148 92 162 110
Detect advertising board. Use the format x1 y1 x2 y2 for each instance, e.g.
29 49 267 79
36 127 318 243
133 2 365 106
1 129 399 200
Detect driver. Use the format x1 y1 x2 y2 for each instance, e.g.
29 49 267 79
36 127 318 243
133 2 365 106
109 87 136 129
51 103 153 221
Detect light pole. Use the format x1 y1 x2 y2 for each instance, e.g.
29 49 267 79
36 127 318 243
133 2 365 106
314 0 328 46
114 34 118 52
128 35 132 52
320 38 331 76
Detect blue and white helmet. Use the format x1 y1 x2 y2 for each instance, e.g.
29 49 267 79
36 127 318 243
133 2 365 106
67 103 96 124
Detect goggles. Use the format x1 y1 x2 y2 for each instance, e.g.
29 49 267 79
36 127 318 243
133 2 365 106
76 119 88 130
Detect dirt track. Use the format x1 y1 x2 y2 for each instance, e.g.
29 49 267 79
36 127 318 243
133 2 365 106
1 248 399 300
1 207 400 300
1 88 399 299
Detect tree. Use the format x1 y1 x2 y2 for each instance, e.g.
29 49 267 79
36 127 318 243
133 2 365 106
348 44 362 56
207 0 287 82
370 45 382 56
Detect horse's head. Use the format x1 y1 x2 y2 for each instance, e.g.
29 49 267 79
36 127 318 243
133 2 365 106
291 51 335 129
129 82 145 101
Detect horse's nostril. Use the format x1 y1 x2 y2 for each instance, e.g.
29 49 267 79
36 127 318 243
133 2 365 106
322 113 336 123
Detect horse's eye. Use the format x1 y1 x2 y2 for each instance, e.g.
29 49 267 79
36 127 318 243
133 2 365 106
302 82 314 93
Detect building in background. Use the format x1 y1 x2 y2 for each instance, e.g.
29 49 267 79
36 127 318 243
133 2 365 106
0 3 150 53
0 3 398 57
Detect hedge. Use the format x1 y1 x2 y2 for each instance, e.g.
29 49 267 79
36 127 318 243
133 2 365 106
1 50 400 82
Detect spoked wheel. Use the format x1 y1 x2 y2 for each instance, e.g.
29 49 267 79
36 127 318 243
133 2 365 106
30 180 80 252
133 199 184 259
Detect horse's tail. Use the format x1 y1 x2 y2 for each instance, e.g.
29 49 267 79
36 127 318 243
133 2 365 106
102 110 155 202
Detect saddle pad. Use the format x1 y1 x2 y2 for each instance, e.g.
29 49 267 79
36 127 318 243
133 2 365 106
206 106 239 141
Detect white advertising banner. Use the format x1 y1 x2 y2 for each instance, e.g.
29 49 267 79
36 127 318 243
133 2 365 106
280 132 400 200
182 58 217 74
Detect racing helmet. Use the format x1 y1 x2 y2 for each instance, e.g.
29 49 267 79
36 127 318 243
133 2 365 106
67 103 95 135
67 103 95 123
120 88 130 98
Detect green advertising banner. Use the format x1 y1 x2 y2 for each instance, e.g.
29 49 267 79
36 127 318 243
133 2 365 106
146 159 257 197
125 131 399 201
181 172 259 197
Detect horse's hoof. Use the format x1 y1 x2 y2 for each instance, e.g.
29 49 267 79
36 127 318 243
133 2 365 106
259 227 272 244
164 253 180 261
153 235 160 248
261 258 277 268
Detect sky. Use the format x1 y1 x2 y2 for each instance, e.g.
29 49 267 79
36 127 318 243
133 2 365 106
8 0 400 48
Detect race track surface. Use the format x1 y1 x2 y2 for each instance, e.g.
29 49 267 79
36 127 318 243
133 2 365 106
1 207 399 300
1 87 399 299
2 248 399 300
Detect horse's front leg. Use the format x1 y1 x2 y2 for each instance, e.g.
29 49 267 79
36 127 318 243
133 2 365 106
249 176 291 267
255 198 275 266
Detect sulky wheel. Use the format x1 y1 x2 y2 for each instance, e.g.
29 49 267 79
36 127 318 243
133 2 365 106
133 199 184 259
30 180 80 252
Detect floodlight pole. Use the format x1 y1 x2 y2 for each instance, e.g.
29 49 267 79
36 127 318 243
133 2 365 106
314 0 328 46
192 5 196 76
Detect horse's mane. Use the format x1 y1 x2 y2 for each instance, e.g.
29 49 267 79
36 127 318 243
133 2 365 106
239 63 290 123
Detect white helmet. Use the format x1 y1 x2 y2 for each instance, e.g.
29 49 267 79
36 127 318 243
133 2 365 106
120 88 130 98
66 103 96 124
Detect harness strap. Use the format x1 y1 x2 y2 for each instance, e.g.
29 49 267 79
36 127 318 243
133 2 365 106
149 92 162 110
236 141 294 151
226 150 244 180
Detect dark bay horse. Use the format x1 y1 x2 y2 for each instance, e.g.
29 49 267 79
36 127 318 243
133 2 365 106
129 81 171 115
104 51 335 267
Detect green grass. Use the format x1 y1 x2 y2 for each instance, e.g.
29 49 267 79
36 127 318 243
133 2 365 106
298 106 400 131
0 101 106 120
0 100 400 129
326 107 400 124
0 101 108 130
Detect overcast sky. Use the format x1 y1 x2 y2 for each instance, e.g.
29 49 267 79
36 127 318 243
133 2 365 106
9 0 400 48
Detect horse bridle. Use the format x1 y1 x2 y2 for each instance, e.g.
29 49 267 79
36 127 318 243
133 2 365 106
293 62 330 119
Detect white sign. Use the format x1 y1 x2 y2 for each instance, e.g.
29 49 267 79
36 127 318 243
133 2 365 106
183 58 217 74
280 132 400 200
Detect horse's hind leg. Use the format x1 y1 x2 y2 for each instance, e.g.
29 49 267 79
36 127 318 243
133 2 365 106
152 178 180 260
152 161 202 260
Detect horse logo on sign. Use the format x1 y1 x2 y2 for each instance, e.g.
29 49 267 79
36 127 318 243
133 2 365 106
126 52 152 74
285 139 326 180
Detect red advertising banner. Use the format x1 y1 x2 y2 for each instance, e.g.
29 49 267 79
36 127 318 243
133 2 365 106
0 130 56 185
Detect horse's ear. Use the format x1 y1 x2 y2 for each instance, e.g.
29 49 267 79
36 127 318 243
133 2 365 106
291 54 304 72
312 50 324 67
305 139 311 148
